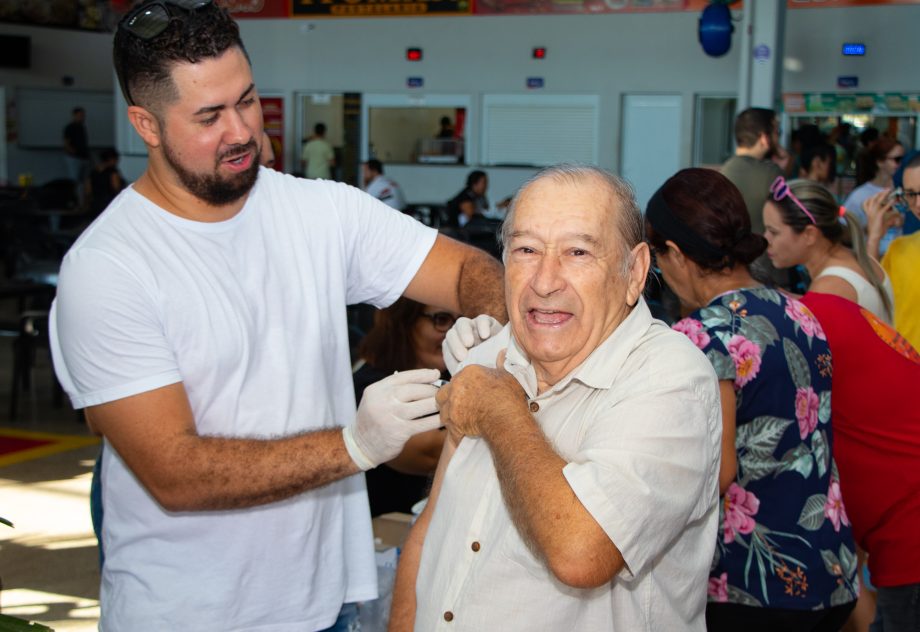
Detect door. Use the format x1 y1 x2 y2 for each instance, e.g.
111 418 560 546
621 94 682 210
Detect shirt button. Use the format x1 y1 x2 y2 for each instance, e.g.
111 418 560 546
471 541 481 552
444 611 454 622
529 401 540 413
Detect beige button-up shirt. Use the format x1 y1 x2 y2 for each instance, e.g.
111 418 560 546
415 300 721 631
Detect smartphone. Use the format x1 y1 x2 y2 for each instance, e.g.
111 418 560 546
888 187 904 203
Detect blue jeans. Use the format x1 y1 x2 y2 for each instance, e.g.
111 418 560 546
318 603 360 632
870 583 920 632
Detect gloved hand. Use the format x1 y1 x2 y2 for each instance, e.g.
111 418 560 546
343 368 442 471
442 314 503 375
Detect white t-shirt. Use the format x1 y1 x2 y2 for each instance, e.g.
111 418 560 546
416 300 721 631
366 174 407 211
50 168 437 632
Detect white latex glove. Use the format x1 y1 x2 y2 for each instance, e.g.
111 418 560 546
442 314 503 375
343 368 441 471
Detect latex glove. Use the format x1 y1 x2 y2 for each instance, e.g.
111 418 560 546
343 368 441 471
442 314 503 375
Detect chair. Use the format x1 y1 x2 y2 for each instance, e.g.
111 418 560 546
1 282 57 420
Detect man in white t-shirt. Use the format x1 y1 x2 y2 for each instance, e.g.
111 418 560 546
363 159 406 211
51 4 505 631
390 165 721 631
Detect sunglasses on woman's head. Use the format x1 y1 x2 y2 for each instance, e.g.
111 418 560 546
770 177 817 225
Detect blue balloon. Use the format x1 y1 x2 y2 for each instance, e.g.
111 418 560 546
699 3 733 58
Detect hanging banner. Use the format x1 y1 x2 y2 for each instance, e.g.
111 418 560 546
783 92 920 115
788 0 920 6
292 0 471 17
474 0 709 16
261 96 285 172
222 0 291 17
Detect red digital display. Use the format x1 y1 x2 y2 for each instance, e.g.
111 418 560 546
407 47 423 61
532 47 547 59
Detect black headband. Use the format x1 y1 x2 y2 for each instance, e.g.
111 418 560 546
645 188 728 261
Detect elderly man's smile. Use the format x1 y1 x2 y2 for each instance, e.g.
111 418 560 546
527 308 573 326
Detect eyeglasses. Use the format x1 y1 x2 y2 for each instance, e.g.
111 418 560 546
888 155 904 164
116 0 212 105
421 312 457 333
903 189 920 201
770 176 817 225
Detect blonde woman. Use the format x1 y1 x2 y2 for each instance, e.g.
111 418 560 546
762 177 894 323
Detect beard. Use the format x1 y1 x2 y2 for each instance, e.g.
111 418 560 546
161 135 260 207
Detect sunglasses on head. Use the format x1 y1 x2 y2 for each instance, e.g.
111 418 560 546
770 176 817 225
421 312 457 333
116 0 212 105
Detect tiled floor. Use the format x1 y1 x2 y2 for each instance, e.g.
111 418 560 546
0 338 101 631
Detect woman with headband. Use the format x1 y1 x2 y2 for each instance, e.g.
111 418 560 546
646 168 858 631
762 177 894 324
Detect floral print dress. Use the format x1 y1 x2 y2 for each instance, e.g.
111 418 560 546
673 287 858 610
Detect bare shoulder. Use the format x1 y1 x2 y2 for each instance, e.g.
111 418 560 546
808 274 859 303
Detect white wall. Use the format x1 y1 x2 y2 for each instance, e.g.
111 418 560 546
0 24 113 184
1 4 919 196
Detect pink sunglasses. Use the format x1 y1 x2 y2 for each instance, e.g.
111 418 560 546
770 176 817 225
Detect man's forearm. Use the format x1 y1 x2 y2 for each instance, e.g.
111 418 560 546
163 429 361 511
483 409 623 587
457 251 507 323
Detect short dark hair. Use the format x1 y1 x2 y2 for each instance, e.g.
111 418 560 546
100 147 119 162
734 107 776 148
358 298 428 372
904 152 920 173
314 123 326 135
800 142 835 173
113 1 247 111
646 168 766 273
466 170 487 189
366 159 383 174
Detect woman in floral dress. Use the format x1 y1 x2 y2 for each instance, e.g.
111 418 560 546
645 168 858 631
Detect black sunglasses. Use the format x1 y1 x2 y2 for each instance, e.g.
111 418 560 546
421 312 457 333
117 0 212 105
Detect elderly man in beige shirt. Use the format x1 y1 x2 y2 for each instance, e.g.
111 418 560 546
389 164 722 632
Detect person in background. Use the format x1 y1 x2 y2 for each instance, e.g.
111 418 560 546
798 292 920 632
762 177 893 323
63 106 91 204
352 298 456 516
843 138 905 255
86 147 126 217
51 2 507 630
392 165 722 631
799 143 837 188
436 116 454 139
259 131 275 169
300 122 335 179
446 170 490 228
362 159 406 212
646 168 858 632
721 107 783 235
864 153 920 351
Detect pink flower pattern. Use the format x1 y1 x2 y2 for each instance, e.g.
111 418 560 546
727 335 762 387
785 299 827 341
723 483 760 544
673 318 711 350
824 480 850 532
708 572 729 602
796 386 820 439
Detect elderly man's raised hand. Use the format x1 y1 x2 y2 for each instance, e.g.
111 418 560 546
436 350 526 443
343 368 442 471
442 314 504 375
